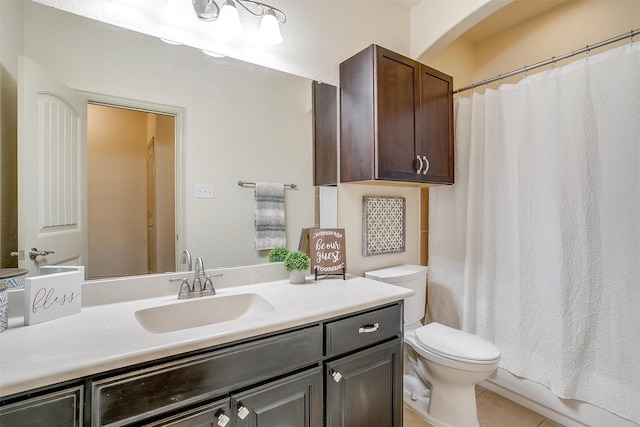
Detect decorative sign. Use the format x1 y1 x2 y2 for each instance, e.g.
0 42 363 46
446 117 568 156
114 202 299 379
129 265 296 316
24 271 82 325
310 228 346 279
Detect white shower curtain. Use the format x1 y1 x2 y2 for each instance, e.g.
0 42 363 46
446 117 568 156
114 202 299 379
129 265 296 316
428 42 640 423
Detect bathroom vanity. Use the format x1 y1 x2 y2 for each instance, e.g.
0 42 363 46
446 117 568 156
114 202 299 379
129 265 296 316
0 264 411 426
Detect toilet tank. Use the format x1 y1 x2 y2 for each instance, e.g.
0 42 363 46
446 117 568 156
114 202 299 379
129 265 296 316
365 265 428 327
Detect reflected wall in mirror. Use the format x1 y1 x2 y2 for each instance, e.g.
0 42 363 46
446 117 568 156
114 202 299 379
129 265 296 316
1 1 316 278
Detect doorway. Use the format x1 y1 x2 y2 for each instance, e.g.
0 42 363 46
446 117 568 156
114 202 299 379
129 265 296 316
86 104 176 279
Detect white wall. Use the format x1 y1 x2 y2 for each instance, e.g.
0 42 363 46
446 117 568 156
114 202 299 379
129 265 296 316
338 184 422 277
410 0 510 60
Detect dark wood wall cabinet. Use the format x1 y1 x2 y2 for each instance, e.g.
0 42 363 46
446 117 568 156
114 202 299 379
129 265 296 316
340 45 454 185
313 81 338 186
0 302 403 427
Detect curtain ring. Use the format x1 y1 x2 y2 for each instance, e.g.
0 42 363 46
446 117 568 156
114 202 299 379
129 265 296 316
586 44 591 58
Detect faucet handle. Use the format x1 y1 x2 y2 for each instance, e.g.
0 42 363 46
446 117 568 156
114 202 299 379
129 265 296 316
170 277 192 299
201 273 222 296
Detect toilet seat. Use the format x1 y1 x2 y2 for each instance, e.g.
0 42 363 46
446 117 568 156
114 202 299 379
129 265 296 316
414 322 500 364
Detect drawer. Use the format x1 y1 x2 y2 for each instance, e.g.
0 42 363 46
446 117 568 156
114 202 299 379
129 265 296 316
92 325 322 427
142 398 230 427
0 386 83 427
325 303 402 357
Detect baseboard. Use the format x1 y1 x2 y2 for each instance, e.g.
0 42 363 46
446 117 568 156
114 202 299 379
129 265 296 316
480 369 639 427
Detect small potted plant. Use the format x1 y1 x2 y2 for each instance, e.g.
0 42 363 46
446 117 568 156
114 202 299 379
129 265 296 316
284 250 310 284
268 246 289 263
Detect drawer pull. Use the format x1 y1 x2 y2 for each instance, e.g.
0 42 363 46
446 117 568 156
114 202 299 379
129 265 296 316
237 405 250 420
332 371 343 382
358 323 379 334
217 413 231 427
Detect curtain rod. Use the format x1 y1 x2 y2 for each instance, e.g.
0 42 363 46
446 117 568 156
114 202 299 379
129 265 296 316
454 29 639 94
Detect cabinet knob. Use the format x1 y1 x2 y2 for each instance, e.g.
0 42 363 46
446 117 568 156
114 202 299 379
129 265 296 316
422 156 430 175
332 371 343 382
217 413 231 427
416 155 424 174
237 405 250 420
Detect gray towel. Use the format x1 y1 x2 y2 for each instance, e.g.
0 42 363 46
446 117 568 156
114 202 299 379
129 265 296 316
255 182 286 250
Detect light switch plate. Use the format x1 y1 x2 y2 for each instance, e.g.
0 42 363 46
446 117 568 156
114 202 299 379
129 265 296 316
195 184 214 199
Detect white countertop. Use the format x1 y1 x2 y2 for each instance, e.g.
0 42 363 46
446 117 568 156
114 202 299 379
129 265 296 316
0 274 412 397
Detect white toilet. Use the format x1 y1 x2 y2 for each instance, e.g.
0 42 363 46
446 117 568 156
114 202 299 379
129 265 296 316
365 265 500 427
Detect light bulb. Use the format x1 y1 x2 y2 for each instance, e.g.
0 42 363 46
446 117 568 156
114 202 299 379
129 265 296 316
258 9 283 45
216 0 244 39
165 0 197 24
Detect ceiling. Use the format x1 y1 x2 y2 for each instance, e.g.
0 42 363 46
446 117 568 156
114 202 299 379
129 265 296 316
461 0 568 44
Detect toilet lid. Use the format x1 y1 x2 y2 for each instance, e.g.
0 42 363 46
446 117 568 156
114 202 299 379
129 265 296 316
365 265 428 283
415 323 500 362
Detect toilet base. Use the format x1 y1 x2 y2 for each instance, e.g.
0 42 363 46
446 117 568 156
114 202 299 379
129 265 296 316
403 359 481 427
403 389 480 427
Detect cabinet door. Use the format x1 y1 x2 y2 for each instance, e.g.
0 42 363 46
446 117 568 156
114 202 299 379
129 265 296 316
313 81 338 186
375 47 421 182
417 64 454 184
233 368 323 427
326 339 402 427
0 386 83 427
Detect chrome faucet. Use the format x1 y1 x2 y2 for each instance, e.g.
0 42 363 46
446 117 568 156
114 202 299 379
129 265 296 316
180 250 192 272
170 256 222 299
193 257 205 296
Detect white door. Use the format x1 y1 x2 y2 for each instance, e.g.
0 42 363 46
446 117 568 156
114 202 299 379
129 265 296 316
17 56 87 277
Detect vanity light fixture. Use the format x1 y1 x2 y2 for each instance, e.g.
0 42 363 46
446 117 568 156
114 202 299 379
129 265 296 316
160 38 181 45
191 0 286 45
201 49 226 58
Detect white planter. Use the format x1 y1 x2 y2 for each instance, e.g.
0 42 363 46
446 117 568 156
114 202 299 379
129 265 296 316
289 270 306 284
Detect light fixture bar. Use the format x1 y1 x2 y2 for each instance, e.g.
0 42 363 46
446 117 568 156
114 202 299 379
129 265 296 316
190 0 286 45
234 0 286 23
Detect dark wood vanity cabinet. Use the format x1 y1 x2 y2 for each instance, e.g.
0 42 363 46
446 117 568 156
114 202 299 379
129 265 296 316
324 303 403 427
340 44 454 185
0 302 403 427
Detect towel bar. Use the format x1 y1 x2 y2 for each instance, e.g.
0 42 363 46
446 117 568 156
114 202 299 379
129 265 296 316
238 181 297 189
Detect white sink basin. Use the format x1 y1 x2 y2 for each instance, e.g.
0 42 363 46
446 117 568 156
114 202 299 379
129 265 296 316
134 293 276 333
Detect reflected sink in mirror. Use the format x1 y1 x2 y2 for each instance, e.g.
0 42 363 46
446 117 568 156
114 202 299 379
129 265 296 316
134 293 276 333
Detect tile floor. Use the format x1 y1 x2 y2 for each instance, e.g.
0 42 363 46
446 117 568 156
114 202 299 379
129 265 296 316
403 387 565 427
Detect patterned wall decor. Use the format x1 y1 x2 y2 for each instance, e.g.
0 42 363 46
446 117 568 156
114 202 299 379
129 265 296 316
362 196 406 256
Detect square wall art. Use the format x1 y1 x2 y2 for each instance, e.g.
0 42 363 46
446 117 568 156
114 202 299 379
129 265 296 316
362 196 406 256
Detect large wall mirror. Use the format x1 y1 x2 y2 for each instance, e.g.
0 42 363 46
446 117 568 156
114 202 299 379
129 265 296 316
4 1 316 279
